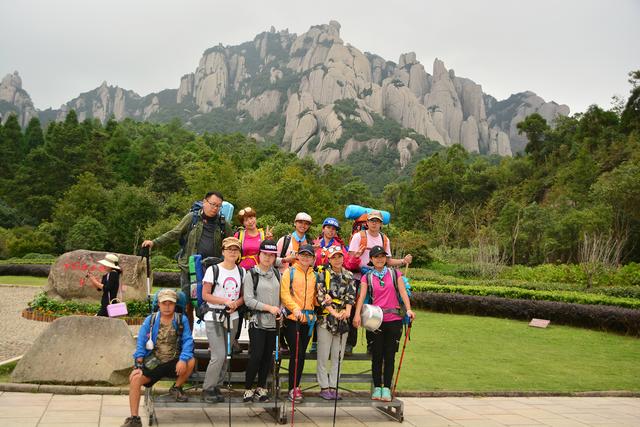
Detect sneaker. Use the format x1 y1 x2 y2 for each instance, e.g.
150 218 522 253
120 416 142 427
169 384 188 402
319 389 333 400
243 389 255 403
254 387 270 402
288 387 303 403
344 344 353 356
331 388 342 400
310 342 317 353
371 387 382 400
381 387 392 402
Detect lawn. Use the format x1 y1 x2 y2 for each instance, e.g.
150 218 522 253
291 310 640 392
2 276 639 392
0 276 48 286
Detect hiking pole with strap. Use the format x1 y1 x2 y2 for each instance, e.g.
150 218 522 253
290 320 300 427
139 246 152 315
273 313 283 425
332 327 346 427
391 321 412 399
226 310 232 427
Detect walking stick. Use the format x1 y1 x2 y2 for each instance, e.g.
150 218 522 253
139 246 152 314
391 321 412 399
332 327 346 427
274 314 282 425
290 320 300 427
226 311 232 427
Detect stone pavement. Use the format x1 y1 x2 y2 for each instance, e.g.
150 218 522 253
0 392 638 426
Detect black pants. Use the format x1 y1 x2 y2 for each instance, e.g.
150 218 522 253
284 320 311 391
370 320 402 388
346 308 358 347
245 326 277 389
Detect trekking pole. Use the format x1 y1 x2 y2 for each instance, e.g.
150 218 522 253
274 314 282 425
290 320 300 427
332 328 346 427
226 311 232 427
391 321 412 399
140 246 152 314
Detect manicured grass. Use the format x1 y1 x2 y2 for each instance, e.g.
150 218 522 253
290 310 640 392
0 276 48 286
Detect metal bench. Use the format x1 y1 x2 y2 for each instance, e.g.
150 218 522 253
143 329 404 425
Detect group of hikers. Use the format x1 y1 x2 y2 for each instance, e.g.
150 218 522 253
116 191 415 427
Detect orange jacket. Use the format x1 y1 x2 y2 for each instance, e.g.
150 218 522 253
280 264 317 322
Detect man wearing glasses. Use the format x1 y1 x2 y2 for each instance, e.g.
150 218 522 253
142 191 233 325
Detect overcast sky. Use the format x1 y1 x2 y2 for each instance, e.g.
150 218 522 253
1 0 638 114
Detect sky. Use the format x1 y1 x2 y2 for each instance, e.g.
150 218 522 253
1 0 638 114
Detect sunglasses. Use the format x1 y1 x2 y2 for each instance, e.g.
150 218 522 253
238 207 254 216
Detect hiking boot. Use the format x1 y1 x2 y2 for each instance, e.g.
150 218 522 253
202 387 224 403
309 342 317 353
169 384 188 402
120 415 142 427
344 344 353 356
381 387 392 402
254 387 269 402
319 389 333 400
371 387 382 400
232 339 242 354
243 389 255 403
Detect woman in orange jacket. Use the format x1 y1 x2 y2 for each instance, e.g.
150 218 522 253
280 244 317 403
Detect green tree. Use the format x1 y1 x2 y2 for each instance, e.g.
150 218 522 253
65 216 109 251
517 113 550 164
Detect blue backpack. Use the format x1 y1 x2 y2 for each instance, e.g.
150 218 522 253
151 288 188 313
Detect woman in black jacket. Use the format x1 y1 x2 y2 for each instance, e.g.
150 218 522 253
87 253 122 316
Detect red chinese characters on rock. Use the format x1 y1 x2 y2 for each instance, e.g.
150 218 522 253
63 262 108 287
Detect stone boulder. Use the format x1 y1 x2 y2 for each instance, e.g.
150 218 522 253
12 316 136 385
45 250 149 302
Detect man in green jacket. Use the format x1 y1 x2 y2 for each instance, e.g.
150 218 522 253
142 191 232 325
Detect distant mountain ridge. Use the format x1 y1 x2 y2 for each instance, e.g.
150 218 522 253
0 21 569 165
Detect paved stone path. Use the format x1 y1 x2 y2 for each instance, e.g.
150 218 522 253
0 393 638 427
0 285 49 361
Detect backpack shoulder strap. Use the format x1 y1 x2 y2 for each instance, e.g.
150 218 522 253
250 269 260 294
272 267 281 282
366 271 374 302
212 264 219 290
289 267 295 296
280 235 291 258
174 312 183 352
239 229 245 248
381 232 389 253
259 228 265 241
359 230 367 252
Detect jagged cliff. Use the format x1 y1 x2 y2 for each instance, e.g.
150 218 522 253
1 21 569 166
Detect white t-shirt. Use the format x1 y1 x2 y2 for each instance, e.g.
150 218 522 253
203 264 243 321
348 230 392 268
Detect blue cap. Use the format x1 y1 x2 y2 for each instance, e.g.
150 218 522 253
322 217 340 229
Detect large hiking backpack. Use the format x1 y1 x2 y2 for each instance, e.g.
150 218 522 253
147 288 187 355
364 268 412 324
151 288 188 313
194 263 245 321
176 200 229 260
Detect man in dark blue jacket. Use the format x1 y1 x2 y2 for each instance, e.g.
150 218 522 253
121 289 195 427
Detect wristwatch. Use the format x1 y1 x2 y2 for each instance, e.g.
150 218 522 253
134 361 143 369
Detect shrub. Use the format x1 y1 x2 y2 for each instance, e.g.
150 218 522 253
411 281 640 310
65 216 108 251
22 253 55 260
411 291 640 336
616 263 640 287
28 292 149 317
151 255 174 270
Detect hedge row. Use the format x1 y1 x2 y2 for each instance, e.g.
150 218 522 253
409 267 640 299
411 291 640 336
28 292 150 317
0 264 181 285
412 281 640 310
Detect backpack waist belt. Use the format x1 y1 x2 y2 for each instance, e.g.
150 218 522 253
382 308 401 315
